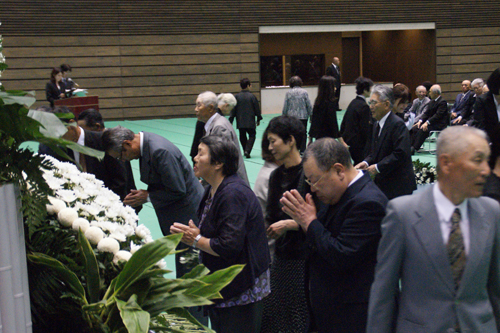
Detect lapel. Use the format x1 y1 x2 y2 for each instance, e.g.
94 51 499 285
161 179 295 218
205 113 221 136
459 199 489 292
373 112 392 158
139 132 151 184
412 186 456 294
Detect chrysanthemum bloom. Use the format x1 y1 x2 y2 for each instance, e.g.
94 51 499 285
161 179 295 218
72 218 90 232
85 226 104 245
113 250 132 265
58 208 79 227
97 237 120 254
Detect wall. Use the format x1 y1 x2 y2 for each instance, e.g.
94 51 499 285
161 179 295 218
1 1 499 119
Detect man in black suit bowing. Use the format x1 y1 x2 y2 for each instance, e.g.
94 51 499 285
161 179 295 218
326 56 342 106
280 138 388 333
355 85 416 200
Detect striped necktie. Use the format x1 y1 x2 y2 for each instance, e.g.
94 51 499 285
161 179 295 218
447 208 466 290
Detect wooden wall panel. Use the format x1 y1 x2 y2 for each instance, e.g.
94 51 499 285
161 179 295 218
1 1 499 119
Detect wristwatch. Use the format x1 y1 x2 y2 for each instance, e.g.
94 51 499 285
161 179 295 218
193 234 202 248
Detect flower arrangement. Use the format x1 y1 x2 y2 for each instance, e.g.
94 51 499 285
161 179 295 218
0 22 6 82
413 159 437 185
28 155 243 333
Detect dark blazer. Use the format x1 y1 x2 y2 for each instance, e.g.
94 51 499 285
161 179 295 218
140 132 204 235
365 112 416 200
198 174 270 301
474 91 500 164
229 89 262 129
39 129 137 206
339 96 371 164
45 81 67 107
306 172 388 330
309 99 340 139
420 96 449 130
451 90 474 117
325 63 341 98
460 94 477 122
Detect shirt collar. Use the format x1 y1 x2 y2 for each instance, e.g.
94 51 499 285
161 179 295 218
204 113 218 133
348 170 364 187
434 95 442 102
139 131 144 156
434 181 468 223
357 94 366 102
378 111 391 129
77 127 85 146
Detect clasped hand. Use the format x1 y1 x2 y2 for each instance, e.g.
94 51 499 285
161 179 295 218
280 190 317 231
170 220 200 246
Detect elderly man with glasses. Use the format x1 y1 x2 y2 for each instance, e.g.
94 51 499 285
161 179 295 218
280 137 388 333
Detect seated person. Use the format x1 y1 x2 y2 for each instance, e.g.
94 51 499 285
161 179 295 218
450 80 473 125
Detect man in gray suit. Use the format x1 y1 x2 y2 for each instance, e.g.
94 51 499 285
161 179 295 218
367 126 500 332
410 85 431 123
195 91 249 185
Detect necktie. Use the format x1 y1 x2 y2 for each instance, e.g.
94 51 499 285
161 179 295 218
447 208 466 290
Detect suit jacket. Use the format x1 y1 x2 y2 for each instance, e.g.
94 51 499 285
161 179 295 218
45 81 67 107
451 90 474 117
204 113 249 185
140 132 204 234
306 172 388 329
229 89 262 129
325 63 341 95
367 186 500 332
39 129 137 206
364 112 416 200
474 91 500 163
339 96 371 163
410 97 431 122
419 96 449 130
309 99 340 139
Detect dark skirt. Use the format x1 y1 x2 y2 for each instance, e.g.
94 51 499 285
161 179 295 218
261 255 310 333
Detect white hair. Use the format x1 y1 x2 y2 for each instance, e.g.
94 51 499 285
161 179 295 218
471 78 484 88
217 93 237 109
197 91 217 108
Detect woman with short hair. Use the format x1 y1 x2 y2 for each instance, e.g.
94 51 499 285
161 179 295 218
171 135 270 333
45 67 66 107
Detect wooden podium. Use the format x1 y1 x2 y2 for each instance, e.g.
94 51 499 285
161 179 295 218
54 96 99 118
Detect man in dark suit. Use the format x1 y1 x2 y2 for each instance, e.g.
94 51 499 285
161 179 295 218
355 85 416 200
339 76 373 164
326 56 342 106
411 84 449 153
451 80 474 125
38 108 130 203
368 126 500 332
229 78 262 158
280 138 388 333
474 68 500 168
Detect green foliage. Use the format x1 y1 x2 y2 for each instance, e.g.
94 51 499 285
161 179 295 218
29 233 244 332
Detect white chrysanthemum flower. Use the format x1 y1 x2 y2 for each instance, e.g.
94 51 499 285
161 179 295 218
135 224 151 239
47 197 66 215
57 189 78 203
144 235 154 243
122 224 135 237
94 195 111 208
85 226 104 245
156 259 167 269
113 250 132 265
109 231 127 242
57 208 79 227
99 221 117 233
130 241 142 254
74 188 90 200
44 174 66 190
81 203 103 217
105 206 120 219
72 218 90 232
97 237 120 254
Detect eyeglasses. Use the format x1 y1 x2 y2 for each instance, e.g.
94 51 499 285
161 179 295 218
305 168 330 189
368 100 384 106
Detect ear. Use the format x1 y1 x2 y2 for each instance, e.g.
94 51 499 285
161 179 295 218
122 140 133 148
288 135 297 147
332 163 346 180
438 154 452 175
214 162 224 171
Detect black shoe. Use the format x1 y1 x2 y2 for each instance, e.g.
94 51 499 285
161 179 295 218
244 152 251 158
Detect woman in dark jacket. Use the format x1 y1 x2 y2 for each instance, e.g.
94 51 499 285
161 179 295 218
309 75 340 144
171 135 270 333
45 67 66 107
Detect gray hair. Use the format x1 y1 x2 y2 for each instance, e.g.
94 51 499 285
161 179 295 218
101 126 135 153
371 84 394 108
416 85 426 92
303 137 352 172
430 84 441 95
436 126 488 166
217 93 237 109
197 91 217 109
471 78 485 88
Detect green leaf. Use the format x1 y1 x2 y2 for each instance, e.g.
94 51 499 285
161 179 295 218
116 295 150 333
111 234 182 299
187 265 244 299
0 90 36 107
142 294 213 317
180 264 210 280
167 308 216 333
78 230 101 303
28 252 87 304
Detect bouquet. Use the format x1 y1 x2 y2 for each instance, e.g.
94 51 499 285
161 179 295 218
413 159 437 185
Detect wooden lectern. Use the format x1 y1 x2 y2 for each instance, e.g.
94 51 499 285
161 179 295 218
54 96 99 118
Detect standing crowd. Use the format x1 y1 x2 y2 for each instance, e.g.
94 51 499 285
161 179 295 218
39 61 500 332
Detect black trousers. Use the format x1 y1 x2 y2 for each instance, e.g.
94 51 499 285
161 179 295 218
411 124 442 150
238 128 257 154
311 302 368 333
300 119 308 153
208 300 264 333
